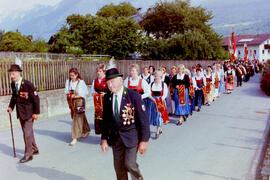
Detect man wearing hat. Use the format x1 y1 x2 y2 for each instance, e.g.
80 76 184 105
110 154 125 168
7 63 40 163
100 65 150 180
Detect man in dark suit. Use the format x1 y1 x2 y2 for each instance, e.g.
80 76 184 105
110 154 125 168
7 64 40 163
100 67 150 180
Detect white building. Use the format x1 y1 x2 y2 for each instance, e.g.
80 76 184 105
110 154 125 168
222 34 270 62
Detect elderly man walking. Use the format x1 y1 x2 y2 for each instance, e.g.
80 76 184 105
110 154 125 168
100 64 150 180
7 63 40 163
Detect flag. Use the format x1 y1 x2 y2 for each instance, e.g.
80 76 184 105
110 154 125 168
250 48 252 60
244 43 248 62
231 30 236 62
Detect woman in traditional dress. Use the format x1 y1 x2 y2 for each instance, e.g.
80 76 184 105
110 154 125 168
91 65 109 134
159 66 172 115
194 68 206 112
212 67 220 101
149 71 168 139
65 68 90 146
124 64 151 114
216 64 224 97
141 66 154 84
171 64 190 126
169 66 177 115
225 65 236 94
205 67 215 106
185 68 196 116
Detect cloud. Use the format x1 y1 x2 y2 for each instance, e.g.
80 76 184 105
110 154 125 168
0 0 62 22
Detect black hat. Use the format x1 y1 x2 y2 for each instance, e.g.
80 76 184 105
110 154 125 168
8 64 22 72
105 68 123 81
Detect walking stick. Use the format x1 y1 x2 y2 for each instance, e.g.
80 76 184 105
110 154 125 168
9 114 16 158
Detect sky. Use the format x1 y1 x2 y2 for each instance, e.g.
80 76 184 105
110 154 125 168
0 0 62 23
0 0 207 23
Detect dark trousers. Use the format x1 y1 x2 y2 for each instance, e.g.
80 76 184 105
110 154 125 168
112 137 143 180
237 76 242 87
19 118 38 157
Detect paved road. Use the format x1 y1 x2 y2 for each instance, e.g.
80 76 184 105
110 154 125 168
0 74 269 180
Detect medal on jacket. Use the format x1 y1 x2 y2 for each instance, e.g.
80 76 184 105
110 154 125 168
122 103 135 125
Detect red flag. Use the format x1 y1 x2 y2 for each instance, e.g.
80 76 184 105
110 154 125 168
250 48 252 60
232 30 236 62
244 43 248 62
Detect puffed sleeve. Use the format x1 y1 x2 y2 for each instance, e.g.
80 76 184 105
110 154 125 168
123 77 129 88
162 83 168 101
78 80 89 99
64 79 70 94
192 77 197 90
91 79 96 95
203 76 207 86
141 79 151 99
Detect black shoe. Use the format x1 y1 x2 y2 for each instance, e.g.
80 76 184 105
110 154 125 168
197 107 201 112
154 133 159 139
176 121 182 126
190 111 193 116
19 156 33 163
183 116 187 121
33 150 39 155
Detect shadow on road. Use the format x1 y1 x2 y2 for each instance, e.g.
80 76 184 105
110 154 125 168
35 129 71 143
17 164 86 180
0 143 24 158
189 170 241 180
34 129 101 145
58 120 95 132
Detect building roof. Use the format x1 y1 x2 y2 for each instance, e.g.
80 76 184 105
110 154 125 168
222 33 270 47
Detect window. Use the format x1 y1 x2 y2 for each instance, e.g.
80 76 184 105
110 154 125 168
254 50 256 54
268 50 270 54
238 50 241 55
262 50 264 54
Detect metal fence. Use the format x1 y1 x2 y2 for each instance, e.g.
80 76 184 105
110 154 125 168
0 52 75 60
0 59 221 96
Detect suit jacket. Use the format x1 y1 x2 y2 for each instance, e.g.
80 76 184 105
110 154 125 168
9 79 40 121
101 87 150 148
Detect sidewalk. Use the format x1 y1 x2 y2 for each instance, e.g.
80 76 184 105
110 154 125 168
0 74 269 180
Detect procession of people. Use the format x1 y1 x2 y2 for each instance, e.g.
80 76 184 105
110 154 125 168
6 58 264 180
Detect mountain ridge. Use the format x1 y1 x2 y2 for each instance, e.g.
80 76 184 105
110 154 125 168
1 0 269 40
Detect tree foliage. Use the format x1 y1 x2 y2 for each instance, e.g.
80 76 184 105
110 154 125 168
140 0 229 60
0 31 32 52
96 2 137 19
50 11 142 57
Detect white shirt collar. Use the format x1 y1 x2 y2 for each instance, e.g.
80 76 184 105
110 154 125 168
177 73 185 80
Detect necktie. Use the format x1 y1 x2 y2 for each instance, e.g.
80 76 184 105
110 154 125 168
15 83 19 94
114 95 119 124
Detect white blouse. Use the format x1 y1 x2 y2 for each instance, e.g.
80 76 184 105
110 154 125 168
176 73 185 80
151 82 168 101
123 77 151 99
64 79 89 100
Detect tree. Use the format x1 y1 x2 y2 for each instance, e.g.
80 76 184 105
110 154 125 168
96 2 137 19
141 0 212 40
0 31 32 52
49 26 73 53
0 29 5 42
51 10 142 57
140 0 228 60
32 38 49 52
